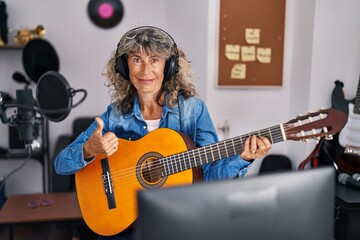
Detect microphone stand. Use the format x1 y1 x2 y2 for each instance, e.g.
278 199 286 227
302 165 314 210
0 90 49 193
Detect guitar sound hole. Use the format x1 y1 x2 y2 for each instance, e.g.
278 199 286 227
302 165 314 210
142 158 162 183
136 152 167 189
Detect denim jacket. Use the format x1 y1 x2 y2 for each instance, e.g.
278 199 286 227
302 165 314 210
54 95 252 180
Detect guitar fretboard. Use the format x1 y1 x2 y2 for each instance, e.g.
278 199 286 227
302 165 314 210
354 77 360 114
160 125 284 177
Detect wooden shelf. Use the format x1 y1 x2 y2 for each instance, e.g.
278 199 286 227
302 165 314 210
0 45 23 50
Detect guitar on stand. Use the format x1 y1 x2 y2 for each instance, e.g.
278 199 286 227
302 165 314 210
336 76 360 173
318 77 360 174
339 78 360 155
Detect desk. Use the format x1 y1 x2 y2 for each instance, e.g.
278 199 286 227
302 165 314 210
0 192 83 240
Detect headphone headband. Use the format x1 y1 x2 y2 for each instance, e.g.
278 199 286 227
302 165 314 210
117 26 178 50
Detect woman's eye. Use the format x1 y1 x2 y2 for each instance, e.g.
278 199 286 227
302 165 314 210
132 57 142 65
150 58 159 64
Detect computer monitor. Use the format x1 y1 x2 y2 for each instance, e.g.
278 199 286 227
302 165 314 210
135 167 335 240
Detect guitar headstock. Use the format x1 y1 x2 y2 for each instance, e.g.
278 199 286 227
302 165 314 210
284 108 347 142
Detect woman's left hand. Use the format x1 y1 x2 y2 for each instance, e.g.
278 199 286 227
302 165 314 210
240 135 272 161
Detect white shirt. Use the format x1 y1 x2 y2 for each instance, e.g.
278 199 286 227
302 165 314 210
145 119 160 132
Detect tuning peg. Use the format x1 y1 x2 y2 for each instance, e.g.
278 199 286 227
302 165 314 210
322 126 328 133
325 134 333 140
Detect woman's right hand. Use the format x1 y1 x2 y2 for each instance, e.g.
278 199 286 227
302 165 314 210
83 117 119 159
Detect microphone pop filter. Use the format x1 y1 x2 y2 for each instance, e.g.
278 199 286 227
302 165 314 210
36 71 72 122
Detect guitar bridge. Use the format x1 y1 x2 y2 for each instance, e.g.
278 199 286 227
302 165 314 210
101 158 116 209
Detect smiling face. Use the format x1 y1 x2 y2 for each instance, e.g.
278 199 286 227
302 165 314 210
127 50 166 98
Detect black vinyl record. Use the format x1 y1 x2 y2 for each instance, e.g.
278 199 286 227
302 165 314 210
87 0 124 29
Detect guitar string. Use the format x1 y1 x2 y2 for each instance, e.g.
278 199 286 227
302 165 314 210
104 111 329 182
101 128 288 191
101 121 330 189
347 113 360 147
102 121 327 188
100 126 287 188
103 125 296 186
108 127 283 177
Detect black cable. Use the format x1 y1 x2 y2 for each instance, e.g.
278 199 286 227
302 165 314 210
0 144 32 192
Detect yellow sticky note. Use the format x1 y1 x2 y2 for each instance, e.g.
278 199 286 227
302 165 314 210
225 44 240 60
257 48 272 63
245 28 260 44
241 46 256 62
231 64 246 79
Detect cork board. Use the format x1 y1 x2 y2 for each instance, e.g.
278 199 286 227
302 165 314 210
218 0 286 87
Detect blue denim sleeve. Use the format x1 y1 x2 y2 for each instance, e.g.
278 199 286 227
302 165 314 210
191 99 252 181
54 106 111 175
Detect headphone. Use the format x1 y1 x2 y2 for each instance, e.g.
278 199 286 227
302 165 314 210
114 26 179 82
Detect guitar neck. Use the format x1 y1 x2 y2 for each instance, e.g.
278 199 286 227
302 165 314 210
160 124 284 177
354 78 360 114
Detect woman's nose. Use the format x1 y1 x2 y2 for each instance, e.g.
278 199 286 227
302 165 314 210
140 62 151 74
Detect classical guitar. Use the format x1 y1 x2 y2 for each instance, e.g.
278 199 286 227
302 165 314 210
75 108 347 236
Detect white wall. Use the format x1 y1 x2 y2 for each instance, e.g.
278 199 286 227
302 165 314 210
0 0 359 194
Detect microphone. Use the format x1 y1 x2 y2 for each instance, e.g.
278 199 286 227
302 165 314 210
12 71 31 87
338 173 360 189
14 89 39 145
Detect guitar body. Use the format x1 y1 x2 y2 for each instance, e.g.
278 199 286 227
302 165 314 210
339 103 354 147
75 128 196 236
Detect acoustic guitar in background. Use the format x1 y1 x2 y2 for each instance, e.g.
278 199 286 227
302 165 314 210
75 108 346 236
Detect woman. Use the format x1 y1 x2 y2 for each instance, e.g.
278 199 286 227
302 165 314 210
54 26 271 240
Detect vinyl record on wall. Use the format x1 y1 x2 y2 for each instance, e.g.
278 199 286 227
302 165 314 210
87 0 124 29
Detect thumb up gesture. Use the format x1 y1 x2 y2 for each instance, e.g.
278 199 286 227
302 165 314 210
83 117 118 159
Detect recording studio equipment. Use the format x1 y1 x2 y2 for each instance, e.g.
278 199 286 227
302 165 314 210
36 71 87 122
338 172 360 189
1 71 87 147
0 91 12 124
12 71 31 88
14 89 41 145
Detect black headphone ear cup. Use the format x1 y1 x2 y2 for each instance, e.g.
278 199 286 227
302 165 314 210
115 55 130 80
164 55 178 82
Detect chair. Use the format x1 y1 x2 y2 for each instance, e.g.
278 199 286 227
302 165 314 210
259 154 292 175
49 117 95 193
